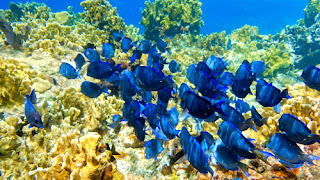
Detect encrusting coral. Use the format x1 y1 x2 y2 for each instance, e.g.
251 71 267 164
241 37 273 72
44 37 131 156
0 56 36 107
140 0 204 41
304 0 320 27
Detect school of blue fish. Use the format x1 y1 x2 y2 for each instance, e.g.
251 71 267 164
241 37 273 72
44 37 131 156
24 32 320 177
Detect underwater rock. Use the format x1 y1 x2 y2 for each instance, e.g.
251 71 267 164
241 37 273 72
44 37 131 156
32 77 52 93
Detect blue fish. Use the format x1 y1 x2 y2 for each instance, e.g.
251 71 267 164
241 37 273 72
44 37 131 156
218 121 273 161
159 115 179 140
148 45 158 59
211 138 250 176
235 98 250 114
134 66 172 91
26 89 37 104
138 40 152 53
133 119 146 141
180 127 214 176
196 62 212 77
251 61 267 75
123 101 142 122
74 53 86 70
151 54 166 70
25 98 43 128
141 91 152 103
101 43 114 59
158 86 173 104
178 83 191 98
130 50 142 63
145 139 164 160
250 106 268 127
267 133 320 168
187 64 197 84
58 62 79 79
218 71 234 86
181 91 225 120
105 71 120 85
196 71 225 99
121 70 137 97
169 60 180 73
84 48 100 62
156 39 167 53
167 107 179 128
111 30 124 42
87 61 120 79
234 60 255 88
206 56 228 77
231 80 252 98
220 103 256 131
278 113 320 145
80 81 109 98
196 131 215 149
142 103 159 129
121 37 133 53
301 65 320 91
255 79 291 112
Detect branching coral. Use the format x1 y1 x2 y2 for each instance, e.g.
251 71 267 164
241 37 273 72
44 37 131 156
140 0 204 41
304 0 320 27
80 0 126 33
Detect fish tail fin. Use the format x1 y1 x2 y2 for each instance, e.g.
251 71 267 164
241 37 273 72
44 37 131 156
238 162 250 177
281 89 291 99
113 63 122 72
212 101 227 116
303 154 320 165
206 165 215 178
76 69 81 79
310 134 320 144
273 103 281 113
254 150 275 165
246 118 257 132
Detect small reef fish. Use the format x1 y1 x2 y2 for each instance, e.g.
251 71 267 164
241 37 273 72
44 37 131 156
138 40 152 53
181 90 224 120
251 60 267 75
121 70 137 97
278 113 320 145
87 61 121 79
205 56 228 77
101 42 114 59
145 139 164 160
234 98 250 114
267 133 320 168
169 60 180 73
80 81 109 98
159 115 179 140
133 118 146 142
220 103 256 131
130 50 142 63
218 71 234 86
58 62 79 79
301 65 320 91
178 83 191 98
121 37 133 53
111 30 124 42
134 66 172 91
74 53 86 70
218 121 273 162
231 60 255 98
180 127 214 176
26 89 37 104
156 39 167 53
255 79 291 113
84 48 100 62
211 138 250 177
250 106 268 127
25 98 43 128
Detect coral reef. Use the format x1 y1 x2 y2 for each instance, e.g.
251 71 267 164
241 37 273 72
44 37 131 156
80 0 126 33
0 56 36 107
304 0 320 27
140 0 204 41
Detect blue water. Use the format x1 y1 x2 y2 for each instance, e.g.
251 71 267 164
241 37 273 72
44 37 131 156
1 0 308 35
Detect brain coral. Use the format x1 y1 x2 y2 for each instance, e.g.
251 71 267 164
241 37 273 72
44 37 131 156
140 0 204 41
